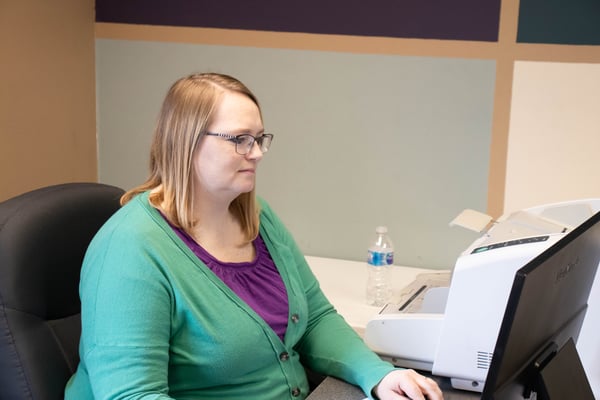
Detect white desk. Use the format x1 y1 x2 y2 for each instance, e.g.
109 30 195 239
305 255 433 336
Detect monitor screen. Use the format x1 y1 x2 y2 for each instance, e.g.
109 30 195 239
481 210 600 399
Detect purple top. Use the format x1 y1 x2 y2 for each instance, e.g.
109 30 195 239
168 222 289 341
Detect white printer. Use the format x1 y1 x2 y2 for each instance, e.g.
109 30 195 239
364 199 600 393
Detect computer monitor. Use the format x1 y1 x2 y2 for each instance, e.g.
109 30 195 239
481 211 600 399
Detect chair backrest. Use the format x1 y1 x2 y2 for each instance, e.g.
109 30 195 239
0 182 124 400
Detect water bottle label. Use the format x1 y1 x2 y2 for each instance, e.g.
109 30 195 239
368 250 393 266
386 252 394 265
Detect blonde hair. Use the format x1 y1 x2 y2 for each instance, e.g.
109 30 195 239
121 73 262 241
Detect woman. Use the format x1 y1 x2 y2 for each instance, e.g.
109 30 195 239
65 73 442 400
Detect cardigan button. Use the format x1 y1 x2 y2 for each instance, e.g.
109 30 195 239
291 313 300 323
279 351 290 361
291 387 301 397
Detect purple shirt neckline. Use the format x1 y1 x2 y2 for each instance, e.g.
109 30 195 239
163 215 289 341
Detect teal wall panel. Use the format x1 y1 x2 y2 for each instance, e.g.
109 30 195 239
96 39 495 268
518 0 600 45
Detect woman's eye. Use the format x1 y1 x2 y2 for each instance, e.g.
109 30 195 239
227 137 245 145
236 135 253 145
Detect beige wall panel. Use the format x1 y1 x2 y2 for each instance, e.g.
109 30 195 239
504 61 600 213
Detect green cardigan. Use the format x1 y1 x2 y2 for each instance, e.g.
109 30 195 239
65 192 394 399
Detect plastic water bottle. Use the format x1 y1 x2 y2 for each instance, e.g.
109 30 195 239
366 226 394 306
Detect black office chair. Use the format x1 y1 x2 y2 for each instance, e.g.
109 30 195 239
0 182 124 400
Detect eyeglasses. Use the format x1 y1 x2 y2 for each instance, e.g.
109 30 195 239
205 132 274 155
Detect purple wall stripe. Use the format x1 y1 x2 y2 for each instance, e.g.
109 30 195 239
95 0 501 42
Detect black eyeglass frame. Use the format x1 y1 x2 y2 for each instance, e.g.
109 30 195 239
205 132 274 155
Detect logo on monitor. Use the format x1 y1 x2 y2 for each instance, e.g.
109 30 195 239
555 256 580 283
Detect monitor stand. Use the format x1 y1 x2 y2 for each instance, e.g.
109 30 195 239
531 338 594 400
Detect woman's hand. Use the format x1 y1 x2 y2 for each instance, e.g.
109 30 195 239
373 369 443 400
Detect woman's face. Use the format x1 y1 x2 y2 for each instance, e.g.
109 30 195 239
193 91 265 202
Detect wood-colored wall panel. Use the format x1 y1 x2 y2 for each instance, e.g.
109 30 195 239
0 0 97 201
